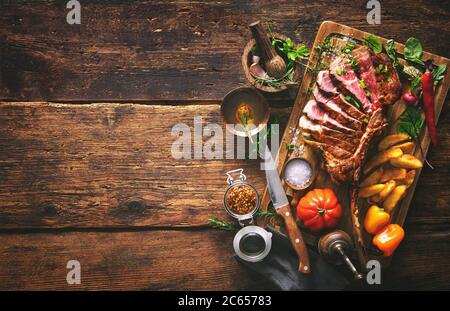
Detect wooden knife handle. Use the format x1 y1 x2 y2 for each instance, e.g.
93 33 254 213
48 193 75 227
277 204 311 274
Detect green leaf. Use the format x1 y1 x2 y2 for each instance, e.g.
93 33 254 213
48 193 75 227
344 95 361 109
385 40 397 63
284 38 293 48
362 34 382 54
335 68 347 75
296 45 310 58
410 76 422 92
404 37 424 65
433 64 447 85
287 51 297 61
341 41 356 54
397 106 425 139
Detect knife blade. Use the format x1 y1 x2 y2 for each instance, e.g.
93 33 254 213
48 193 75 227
263 145 311 274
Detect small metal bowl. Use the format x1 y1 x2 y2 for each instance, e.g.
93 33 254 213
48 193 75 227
221 87 270 138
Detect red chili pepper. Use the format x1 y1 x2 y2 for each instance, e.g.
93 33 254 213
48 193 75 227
421 68 437 145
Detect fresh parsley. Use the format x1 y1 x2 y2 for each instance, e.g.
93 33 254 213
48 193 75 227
344 95 361 109
362 34 382 54
433 64 447 86
384 39 403 70
397 106 425 139
335 68 347 75
341 41 356 54
404 37 424 66
347 57 359 71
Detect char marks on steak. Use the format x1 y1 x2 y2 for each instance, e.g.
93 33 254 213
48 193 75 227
298 44 400 184
300 116 358 152
329 55 373 113
321 109 386 183
303 100 359 136
313 86 363 131
372 52 402 105
352 46 380 108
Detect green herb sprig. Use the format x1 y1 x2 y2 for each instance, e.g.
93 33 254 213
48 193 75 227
207 217 238 231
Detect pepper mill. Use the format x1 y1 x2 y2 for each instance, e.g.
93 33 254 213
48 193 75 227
318 230 364 281
249 21 287 79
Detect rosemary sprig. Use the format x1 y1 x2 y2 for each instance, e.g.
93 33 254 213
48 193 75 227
207 217 238 231
256 205 283 226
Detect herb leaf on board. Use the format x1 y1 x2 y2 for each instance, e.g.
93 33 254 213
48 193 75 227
433 64 447 86
384 39 404 70
362 34 382 54
397 106 425 139
404 37 424 66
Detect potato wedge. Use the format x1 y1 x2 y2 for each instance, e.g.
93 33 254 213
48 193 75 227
383 185 407 213
359 184 385 198
360 167 384 188
363 148 403 175
378 134 411 151
390 154 423 169
393 141 415 154
379 168 407 183
371 179 397 203
399 170 417 188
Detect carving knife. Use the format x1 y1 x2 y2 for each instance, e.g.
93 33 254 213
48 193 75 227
263 145 311 274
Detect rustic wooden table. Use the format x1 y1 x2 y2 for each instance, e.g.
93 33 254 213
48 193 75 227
0 1 449 290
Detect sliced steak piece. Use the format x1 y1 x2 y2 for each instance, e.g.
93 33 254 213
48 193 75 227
303 100 359 136
316 70 339 94
336 95 368 122
313 109 387 184
304 139 353 159
299 116 358 152
372 53 402 106
352 46 380 109
329 56 373 113
313 86 363 131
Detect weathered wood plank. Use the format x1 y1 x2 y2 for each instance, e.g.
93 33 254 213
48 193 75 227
0 227 448 290
0 102 291 228
0 0 449 101
0 229 276 290
0 101 448 231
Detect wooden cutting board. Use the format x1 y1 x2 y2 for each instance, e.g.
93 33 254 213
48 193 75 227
259 21 450 268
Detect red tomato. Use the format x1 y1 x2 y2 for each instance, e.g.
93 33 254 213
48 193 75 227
296 188 342 232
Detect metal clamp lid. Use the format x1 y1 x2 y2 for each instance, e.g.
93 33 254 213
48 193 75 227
226 168 246 185
233 226 272 262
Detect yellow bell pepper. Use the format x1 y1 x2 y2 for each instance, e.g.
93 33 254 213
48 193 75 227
364 205 390 235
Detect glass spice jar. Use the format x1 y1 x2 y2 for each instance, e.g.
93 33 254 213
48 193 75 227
224 169 272 263
224 169 260 226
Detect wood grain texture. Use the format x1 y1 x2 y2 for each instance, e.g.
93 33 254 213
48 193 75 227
0 102 289 229
0 0 449 101
0 101 448 290
0 230 276 290
0 226 448 290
